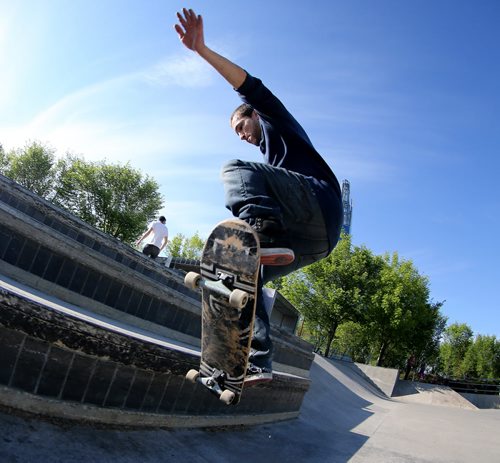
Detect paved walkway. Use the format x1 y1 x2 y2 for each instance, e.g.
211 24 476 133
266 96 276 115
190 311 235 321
1 355 499 462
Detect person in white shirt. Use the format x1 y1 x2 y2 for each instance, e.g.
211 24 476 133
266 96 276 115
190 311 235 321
136 216 169 259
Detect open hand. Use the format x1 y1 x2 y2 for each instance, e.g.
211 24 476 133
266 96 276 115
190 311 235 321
174 8 205 53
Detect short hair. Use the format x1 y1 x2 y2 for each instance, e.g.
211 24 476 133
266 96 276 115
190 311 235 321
159 216 166 223
230 103 254 125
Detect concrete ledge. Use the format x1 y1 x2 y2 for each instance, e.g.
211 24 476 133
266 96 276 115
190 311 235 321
0 174 315 427
0 386 299 429
0 260 202 348
0 279 310 425
0 200 202 338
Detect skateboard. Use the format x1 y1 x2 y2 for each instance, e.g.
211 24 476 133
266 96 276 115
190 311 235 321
184 219 260 405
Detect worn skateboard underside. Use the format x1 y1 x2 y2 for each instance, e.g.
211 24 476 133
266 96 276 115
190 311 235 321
198 219 260 401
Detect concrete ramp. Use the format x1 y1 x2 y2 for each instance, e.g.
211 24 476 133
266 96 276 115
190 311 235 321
0 354 393 462
393 380 478 410
1 355 500 463
354 362 399 397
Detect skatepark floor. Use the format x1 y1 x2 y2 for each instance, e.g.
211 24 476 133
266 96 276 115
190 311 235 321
1 354 499 463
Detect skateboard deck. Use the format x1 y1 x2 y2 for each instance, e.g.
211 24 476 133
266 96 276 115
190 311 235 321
184 219 260 405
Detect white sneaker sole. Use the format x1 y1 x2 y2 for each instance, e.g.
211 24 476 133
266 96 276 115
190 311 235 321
244 373 273 386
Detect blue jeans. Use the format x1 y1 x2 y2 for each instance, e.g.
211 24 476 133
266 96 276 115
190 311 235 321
221 159 343 369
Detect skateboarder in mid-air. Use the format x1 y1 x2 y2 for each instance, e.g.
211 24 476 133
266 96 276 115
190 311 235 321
174 8 343 384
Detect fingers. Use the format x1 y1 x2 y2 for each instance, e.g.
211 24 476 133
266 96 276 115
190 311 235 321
183 8 197 23
175 8 200 32
176 10 188 30
174 23 184 38
174 8 204 51
198 13 203 32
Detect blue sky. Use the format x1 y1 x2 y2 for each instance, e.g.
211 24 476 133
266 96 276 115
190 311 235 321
1 0 499 338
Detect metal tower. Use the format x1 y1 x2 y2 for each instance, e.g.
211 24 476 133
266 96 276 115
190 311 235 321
341 179 352 234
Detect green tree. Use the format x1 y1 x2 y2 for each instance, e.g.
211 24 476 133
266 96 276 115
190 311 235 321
332 321 372 362
0 141 57 198
439 323 474 377
55 156 163 243
410 304 447 376
387 301 446 378
462 334 500 379
0 143 6 170
366 252 432 367
167 232 204 259
295 318 329 354
279 233 382 357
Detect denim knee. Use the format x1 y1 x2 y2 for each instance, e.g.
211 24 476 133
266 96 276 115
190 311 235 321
220 159 245 178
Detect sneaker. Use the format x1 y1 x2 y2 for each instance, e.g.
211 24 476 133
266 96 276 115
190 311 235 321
249 348 271 359
244 362 273 386
246 217 295 266
260 247 295 266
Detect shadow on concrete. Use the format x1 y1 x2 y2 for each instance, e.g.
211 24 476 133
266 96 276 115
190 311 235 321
392 381 449 397
391 380 478 410
0 355 391 463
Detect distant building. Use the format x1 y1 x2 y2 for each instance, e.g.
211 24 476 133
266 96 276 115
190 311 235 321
341 179 352 235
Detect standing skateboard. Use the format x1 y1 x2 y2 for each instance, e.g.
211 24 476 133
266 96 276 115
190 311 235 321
184 218 260 405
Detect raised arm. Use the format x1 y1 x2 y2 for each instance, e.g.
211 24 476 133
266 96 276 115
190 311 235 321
174 8 247 89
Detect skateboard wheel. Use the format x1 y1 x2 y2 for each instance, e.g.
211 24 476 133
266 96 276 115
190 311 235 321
229 289 248 309
184 272 202 290
220 389 236 405
186 369 200 383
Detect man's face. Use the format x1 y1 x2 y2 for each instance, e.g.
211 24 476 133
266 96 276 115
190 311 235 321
231 111 262 146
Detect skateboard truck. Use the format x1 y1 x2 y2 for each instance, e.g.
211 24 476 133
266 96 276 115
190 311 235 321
217 271 234 287
186 368 236 405
184 271 249 309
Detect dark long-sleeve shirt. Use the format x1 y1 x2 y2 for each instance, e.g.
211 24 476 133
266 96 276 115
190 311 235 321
236 73 342 248
236 73 341 195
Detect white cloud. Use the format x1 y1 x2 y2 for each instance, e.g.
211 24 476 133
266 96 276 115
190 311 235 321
0 51 227 161
0 49 238 242
141 54 215 88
